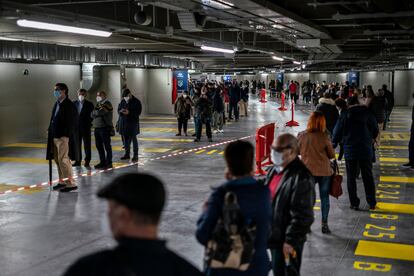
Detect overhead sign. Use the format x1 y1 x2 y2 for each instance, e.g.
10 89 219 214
348 71 359 87
173 69 188 92
276 72 284 83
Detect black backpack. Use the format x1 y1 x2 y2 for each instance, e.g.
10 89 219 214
204 190 257 271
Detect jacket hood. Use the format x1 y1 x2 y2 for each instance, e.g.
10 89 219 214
318 97 335 105
347 105 369 123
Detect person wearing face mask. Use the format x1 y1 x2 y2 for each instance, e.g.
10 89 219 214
71 88 94 167
265 133 315 276
298 112 336 234
118 89 142 162
91 91 114 169
194 92 213 142
46 83 78 192
174 91 193 136
334 98 348 161
63 173 202 276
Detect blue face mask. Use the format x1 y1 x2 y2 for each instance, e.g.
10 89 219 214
53 90 61 98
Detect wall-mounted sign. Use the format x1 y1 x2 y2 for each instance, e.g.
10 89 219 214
276 72 284 83
348 71 359 87
173 70 189 92
223 75 232 82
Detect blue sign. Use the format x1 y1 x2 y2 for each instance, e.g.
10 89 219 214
173 70 188 92
223 75 232 82
348 71 359 87
276 72 284 83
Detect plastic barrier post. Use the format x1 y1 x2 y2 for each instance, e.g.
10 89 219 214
285 101 299 127
278 92 287 111
255 123 275 175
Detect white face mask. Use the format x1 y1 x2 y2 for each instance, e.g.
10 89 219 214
96 96 102 102
123 97 129 102
271 149 284 169
78 95 85 102
183 94 187 98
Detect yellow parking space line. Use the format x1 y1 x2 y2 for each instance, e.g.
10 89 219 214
195 149 206 154
355 240 414 261
379 145 406 150
139 137 192 142
0 183 22 192
379 157 408 163
0 157 47 164
171 149 183 153
316 199 321 203
219 151 224 155
5 143 46 148
141 116 176 120
313 206 320 210
376 202 414 215
141 127 195 133
380 176 414 183
207 150 218 155
142 148 171 153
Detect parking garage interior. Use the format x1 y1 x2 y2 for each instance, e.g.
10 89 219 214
0 0 414 275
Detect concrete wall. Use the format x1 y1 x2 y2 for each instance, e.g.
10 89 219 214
284 72 310 85
125 68 147 115
147 69 174 114
0 62 80 145
360 71 392 93
394 70 414 106
310 72 347 84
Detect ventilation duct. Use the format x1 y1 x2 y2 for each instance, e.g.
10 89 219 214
81 63 101 92
177 12 202 32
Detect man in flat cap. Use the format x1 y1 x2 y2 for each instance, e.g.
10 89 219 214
63 173 202 276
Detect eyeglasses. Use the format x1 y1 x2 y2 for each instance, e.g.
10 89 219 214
272 146 291 153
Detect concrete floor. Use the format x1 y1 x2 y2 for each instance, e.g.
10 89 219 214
0 95 413 276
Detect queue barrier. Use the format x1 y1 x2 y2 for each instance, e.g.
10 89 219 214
255 123 275 175
259 88 267 103
278 92 287 111
285 100 299 127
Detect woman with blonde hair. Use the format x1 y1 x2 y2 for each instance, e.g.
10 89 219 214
298 111 336 234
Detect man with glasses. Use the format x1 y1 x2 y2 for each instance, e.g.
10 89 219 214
265 133 315 276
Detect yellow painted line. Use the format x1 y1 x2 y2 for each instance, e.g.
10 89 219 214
139 137 193 142
141 116 177 120
171 149 183 153
380 176 414 183
6 143 46 148
0 183 22 192
0 157 47 164
195 149 206 154
316 199 321 203
207 150 218 155
377 202 414 215
142 148 171 153
219 151 224 155
379 157 408 163
379 145 406 150
141 127 195 133
355 240 414 261
313 206 320 210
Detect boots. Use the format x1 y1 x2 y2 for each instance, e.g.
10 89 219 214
322 221 331 234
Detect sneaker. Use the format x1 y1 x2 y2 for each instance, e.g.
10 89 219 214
60 186 78 193
401 163 413 169
213 130 218 134
52 183 66 190
321 223 331 234
120 155 130 160
219 129 224 133
175 133 181 136
94 163 105 169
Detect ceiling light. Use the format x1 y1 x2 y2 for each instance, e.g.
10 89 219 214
0 37 20 41
272 56 284 61
272 24 284 29
17 19 112 37
293 61 301 65
201 45 235 54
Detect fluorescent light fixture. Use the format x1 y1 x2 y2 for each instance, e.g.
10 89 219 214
0 37 20 41
17 19 112 37
201 45 235 54
293 61 301 65
302 64 306 69
272 56 284 61
202 0 234 9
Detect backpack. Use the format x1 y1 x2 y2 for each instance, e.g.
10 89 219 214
204 190 257 271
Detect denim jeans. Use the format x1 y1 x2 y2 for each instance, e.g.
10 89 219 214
314 176 331 223
94 127 112 166
124 134 138 157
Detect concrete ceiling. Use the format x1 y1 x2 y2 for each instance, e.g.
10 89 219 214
0 0 413 72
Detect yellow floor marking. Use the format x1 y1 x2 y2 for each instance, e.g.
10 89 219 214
142 148 171 153
141 117 177 120
195 149 206 154
379 157 408 163
0 183 22 192
219 151 224 155
0 157 48 164
313 206 320 210
6 143 46 148
171 149 183 153
19 187 44 195
379 145 406 150
316 199 321 203
207 150 218 155
376 202 414 215
355 240 414 261
380 176 414 183
141 127 195 133
139 137 193 142
141 121 194 125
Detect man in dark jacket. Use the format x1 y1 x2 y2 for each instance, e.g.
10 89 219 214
332 96 379 210
383 84 394 129
402 93 414 170
118 89 142 162
64 173 202 276
212 88 224 133
46 83 78 192
72 88 94 167
229 81 241 121
317 92 339 134
196 140 271 276
91 91 114 169
194 93 213 142
265 133 315 276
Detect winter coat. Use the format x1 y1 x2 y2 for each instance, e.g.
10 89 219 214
298 131 336 176
384 89 394 110
229 85 241 104
212 92 224 113
194 97 212 119
174 96 193 119
316 98 339 134
367 96 386 124
117 96 142 136
91 99 113 129
332 105 379 160
46 97 77 160
241 87 249 102
265 158 315 249
196 177 271 276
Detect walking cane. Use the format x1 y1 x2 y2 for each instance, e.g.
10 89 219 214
49 158 53 191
